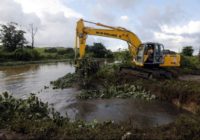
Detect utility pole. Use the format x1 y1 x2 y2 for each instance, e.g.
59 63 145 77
28 24 38 48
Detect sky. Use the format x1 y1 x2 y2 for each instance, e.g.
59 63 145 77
0 0 200 53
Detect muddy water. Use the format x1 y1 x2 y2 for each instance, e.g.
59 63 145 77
0 62 75 97
0 62 188 127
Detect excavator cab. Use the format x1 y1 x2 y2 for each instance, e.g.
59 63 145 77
135 42 164 67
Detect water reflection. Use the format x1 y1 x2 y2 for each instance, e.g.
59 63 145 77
0 62 74 97
66 99 187 127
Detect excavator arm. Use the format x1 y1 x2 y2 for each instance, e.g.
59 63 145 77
75 19 142 59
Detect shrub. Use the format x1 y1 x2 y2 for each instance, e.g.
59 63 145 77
181 46 194 56
0 51 15 61
86 43 114 58
57 48 75 58
44 48 57 53
14 48 40 61
181 55 193 68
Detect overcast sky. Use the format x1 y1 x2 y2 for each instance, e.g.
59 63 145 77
0 0 200 53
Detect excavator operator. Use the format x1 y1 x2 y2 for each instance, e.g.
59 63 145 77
146 46 154 63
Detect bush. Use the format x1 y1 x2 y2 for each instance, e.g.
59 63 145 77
14 48 40 61
181 55 194 68
51 73 77 89
0 92 50 126
44 48 58 53
179 55 200 74
86 43 114 58
0 51 15 61
182 46 194 56
57 48 75 58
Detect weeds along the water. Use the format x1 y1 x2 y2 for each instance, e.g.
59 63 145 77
50 62 156 100
50 73 78 89
1 92 200 139
77 84 155 100
0 92 124 139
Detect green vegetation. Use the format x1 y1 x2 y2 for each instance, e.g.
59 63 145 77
51 73 78 89
179 55 200 75
0 23 75 65
0 22 27 52
198 48 200 61
0 92 200 139
182 46 194 56
0 47 74 64
77 84 155 100
86 43 114 58
36 47 75 60
114 49 132 63
51 63 155 101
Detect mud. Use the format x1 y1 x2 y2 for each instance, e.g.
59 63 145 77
179 74 200 82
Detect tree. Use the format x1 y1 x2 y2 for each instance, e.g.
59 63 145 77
86 43 113 58
181 46 194 56
0 22 27 52
28 24 37 48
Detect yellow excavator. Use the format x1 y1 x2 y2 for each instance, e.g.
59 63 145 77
75 19 180 78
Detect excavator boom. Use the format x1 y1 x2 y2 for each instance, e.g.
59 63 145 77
75 19 142 59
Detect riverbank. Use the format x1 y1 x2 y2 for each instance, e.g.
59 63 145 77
132 79 200 113
0 59 71 67
0 92 199 140
0 47 75 66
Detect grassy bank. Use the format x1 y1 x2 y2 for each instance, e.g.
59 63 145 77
0 92 200 140
0 59 70 67
0 47 74 66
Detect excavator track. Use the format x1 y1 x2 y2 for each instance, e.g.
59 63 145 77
119 66 175 79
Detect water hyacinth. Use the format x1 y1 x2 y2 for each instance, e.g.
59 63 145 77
77 84 156 101
50 73 77 89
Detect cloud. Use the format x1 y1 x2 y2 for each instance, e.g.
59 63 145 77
14 0 82 18
138 4 186 32
35 12 77 47
133 4 200 53
90 4 116 25
96 0 140 9
0 0 40 25
161 21 200 35
0 0 82 47
154 20 200 53
120 16 129 21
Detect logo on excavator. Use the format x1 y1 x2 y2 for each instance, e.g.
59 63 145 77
96 31 117 37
